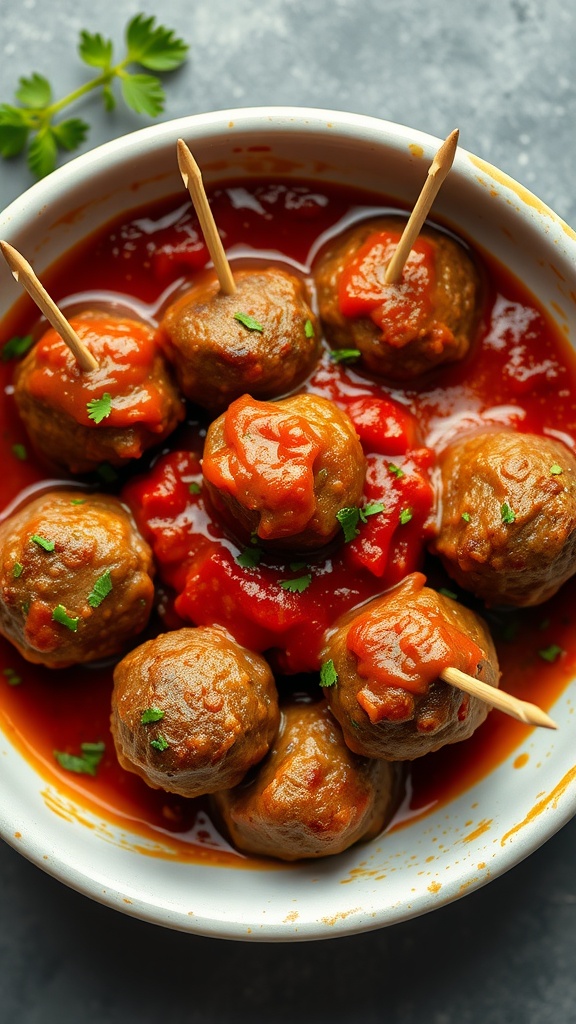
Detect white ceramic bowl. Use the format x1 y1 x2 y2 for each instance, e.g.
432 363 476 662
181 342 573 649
1 107 575 940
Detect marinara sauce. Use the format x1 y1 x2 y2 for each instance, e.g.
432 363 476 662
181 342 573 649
1 180 576 866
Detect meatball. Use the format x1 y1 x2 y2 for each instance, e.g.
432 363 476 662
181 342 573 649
111 626 279 799
314 216 481 380
158 267 320 413
202 392 366 550
213 698 398 861
14 312 184 474
432 430 576 606
321 572 499 760
0 490 154 668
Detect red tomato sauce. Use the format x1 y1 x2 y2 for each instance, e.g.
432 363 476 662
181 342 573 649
0 180 575 865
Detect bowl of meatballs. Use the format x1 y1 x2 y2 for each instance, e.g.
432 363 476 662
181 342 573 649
0 107 575 940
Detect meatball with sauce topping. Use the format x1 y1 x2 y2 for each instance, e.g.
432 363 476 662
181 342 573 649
111 626 280 799
14 312 185 474
213 698 398 861
314 217 481 380
157 267 320 413
202 392 366 551
0 490 154 668
432 430 576 606
322 573 499 761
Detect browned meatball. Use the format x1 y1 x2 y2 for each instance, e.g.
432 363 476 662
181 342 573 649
321 573 499 760
14 312 184 474
111 626 280 799
213 698 398 861
432 430 576 606
314 216 481 380
0 490 154 668
158 267 320 413
202 392 366 550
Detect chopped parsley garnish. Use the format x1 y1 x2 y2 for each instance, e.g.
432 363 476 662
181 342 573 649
538 644 564 663
330 348 361 364
399 507 413 526
188 481 201 495
388 463 404 479
150 734 169 752
52 605 79 631
87 392 113 424
87 570 112 608
336 502 386 543
319 659 338 688
1 334 34 361
3 667 21 686
461 512 471 523
31 534 54 552
141 707 165 724
280 574 312 593
439 588 458 600
12 562 23 579
500 502 516 525
53 740 105 777
289 560 307 572
550 464 563 476
304 319 315 338
236 545 262 569
70 498 86 505
233 311 264 332
11 443 27 461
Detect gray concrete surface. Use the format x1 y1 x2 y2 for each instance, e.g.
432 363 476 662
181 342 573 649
1 1 575 1021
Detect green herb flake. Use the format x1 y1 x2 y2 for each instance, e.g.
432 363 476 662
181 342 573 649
500 502 516 525
52 605 79 631
439 588 458 600
329 348 361 364
279 574 312 594
53 740 105 777
11 443 27 461
388 463 404 479
31 534 54 552
538 644 564 663
336 506 362 542
289 560 307 572
363 501 386 518
70 498 86 505
141 707 165 725
87 392 113 424
319 659 338 688
150 734 169 752
233 312 264 332
87 570 112 608
236 546 262 569
461 512 471 523
304 319 315 338
96 462 119 484
188 481 201 495
3 668 21 687
1 334 34 361
399 507 413 526
12 562 23 579
550 464 563 476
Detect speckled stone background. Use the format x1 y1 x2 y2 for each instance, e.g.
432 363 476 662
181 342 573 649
1 1 575 1022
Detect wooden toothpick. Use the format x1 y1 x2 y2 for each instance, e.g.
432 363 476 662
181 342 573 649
384 128 460 285
441 666 557 730
176 139 237 296
0 241 98 372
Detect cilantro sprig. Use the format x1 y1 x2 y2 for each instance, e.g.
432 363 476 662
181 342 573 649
87 392 112 424
54 740 105 776
0 14 189 179
336 501 386 543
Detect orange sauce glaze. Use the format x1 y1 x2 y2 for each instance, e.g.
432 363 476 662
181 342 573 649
1 179 576 865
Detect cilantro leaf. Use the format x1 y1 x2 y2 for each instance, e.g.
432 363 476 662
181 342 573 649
279 574 312 593
87 392 112 424
125 14 189 71
54 740 105 776
0 105 29 158
500 502 516 525
336 506 362 542
319 659 338 688
399 507 413 525
236 546 262 569
27 128 58 179
461 512 471 522
304 319 315 338
15 73 52 109
1 334 34 361
102 84 117 112
52 118 89 152
150 734 170 752
12 563 23 579
52 605 80 631
3 667 21 687
388 463 404 479
141 707 165 724
120 73 165 117
363 501 386 517
550 464 563 476
11 443 27 461
188 481 201 495
234 311 264 332
31 534 54 552
78 30 113 69
330 348 361 364
538 644 564 663
87 570 112 608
